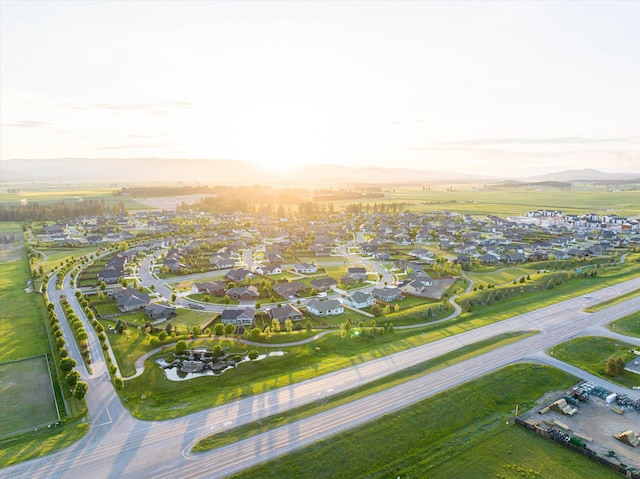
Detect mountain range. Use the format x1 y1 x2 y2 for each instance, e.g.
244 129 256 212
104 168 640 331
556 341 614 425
0 158 638 186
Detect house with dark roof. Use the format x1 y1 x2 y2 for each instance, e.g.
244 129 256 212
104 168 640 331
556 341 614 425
267 304 303 322
310 277 338 292
226 268 253 282
274 281 306 298
144 303 177 320
221 307 255 327
226 285 259 301
371 286 402 302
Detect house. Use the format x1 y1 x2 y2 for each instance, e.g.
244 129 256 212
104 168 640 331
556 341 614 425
144 303 176 320
226 268 253 282
209 255 235 270
310 277 338 292
400 277 432 296
260 264 282 275
220 307 255 327
345 266 367 282
293 263 318 274
306 298 344 316
192 281 226 296
274 281 306 298
479 253 500 265
371 286 402 302
343 291 375 309
409 248 434 261
503 252 526 263
113 289 151 312
98 266 122 284
226 285 259 301
267 304 304 322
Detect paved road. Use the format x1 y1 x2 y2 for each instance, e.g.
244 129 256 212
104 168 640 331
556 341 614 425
5 277 640 479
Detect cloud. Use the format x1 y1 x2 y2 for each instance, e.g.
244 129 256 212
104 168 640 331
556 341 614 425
65 101 194 116
98 142 172 150
2 120 54 129
407 137 632 152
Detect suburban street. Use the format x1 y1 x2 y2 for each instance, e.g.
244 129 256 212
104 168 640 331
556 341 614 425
4 275 640 478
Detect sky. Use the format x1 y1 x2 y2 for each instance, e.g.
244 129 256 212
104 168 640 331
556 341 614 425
1 0 638 177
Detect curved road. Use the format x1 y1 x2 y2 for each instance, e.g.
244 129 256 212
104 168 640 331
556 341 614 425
5 277 640 478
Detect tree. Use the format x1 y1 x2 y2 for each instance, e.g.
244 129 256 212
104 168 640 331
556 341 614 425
192 325 201 336
284 319 293 333
59 357 77 372
66 370 80 388
271 318 281 334
263 326 272 342
158 331 167 341
214 323 225 335
203 295 210 303
113 377 124 390
615 356 626 375
370 319 377 328
171 293 177 302
100 281 107 291
73 381 89 400
175 340 187 354
306 321 313 332
250 327 262 341
165 322 173 334
224 323 236 336
605 357 617 376
248 350 259 360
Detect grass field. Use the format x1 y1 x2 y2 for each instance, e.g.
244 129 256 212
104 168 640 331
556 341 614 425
327 187 640 217
0 187 150 210
466 266 536 286
609 311 640 338
0 356 59 438
551 336 640 388
0 256 49 361
228 363 618 479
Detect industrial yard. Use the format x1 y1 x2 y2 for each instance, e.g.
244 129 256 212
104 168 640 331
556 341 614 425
517 382 640 476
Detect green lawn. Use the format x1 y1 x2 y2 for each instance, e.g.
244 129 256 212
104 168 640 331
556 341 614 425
551 336 640 388
466 266 537 286
228 364 617 479
608 311 640 338
0 257 49 361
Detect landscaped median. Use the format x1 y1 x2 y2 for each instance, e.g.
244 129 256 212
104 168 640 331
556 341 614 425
193 331 537 452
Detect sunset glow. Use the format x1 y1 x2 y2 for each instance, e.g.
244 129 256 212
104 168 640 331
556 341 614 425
1 1 638 176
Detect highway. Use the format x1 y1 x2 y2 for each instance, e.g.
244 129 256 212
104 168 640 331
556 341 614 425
5 276 640 478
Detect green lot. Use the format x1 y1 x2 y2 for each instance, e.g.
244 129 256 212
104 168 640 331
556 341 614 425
609 311 640 338
229 364 618 479
551 336 640 388
0 356 59 437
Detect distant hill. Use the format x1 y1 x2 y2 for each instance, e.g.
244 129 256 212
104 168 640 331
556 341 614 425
0 158 493 186
523 168 640 183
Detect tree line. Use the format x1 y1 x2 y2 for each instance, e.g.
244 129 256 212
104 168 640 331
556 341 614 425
0 199 108 221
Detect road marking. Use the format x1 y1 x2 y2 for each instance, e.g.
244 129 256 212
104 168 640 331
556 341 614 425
95 406 113 427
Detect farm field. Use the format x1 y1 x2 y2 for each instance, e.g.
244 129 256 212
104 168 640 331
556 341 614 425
0 186 151 210
326 187 640 217
229 364 619 479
